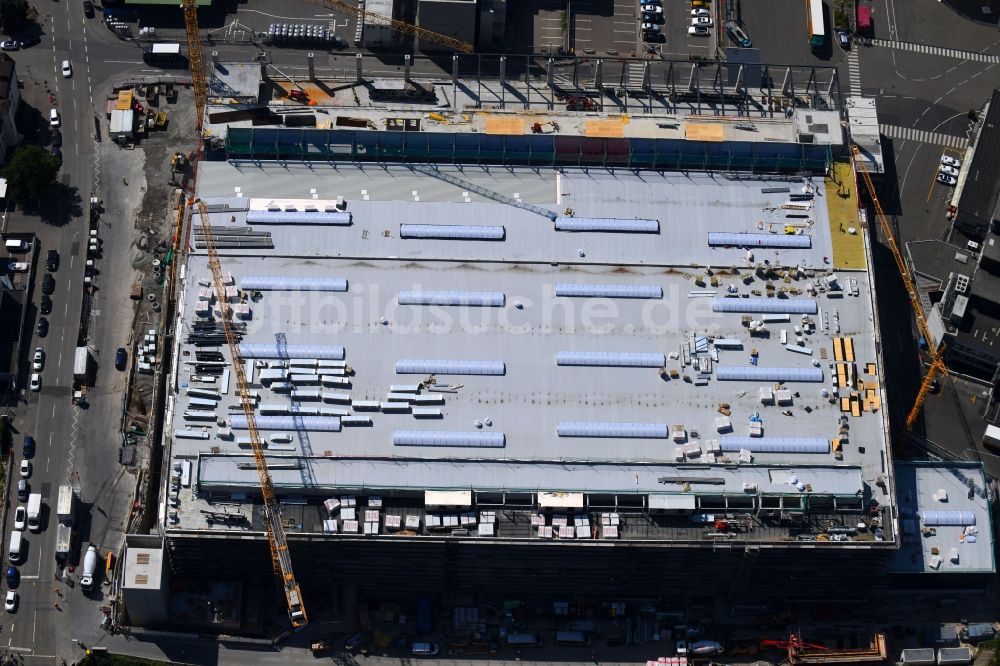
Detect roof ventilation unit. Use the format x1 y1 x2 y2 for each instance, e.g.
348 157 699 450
712 298 818 314
240 276 348 292
555 283 663 299
556 351 666 368
716 366 823 382
400 224 505 240
239 343 345 360
398 291 506 307
557 422 669 438
707 232 812 249
395 359 506 375
393 430 506 448
554 217 659 233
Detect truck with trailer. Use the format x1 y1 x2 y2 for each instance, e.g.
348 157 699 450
55 524 73 564
73 347 89 405
57 484 75 525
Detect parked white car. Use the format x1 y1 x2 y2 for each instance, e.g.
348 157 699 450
19 460 30 479
13 507 26 531
691 8 711 16
939 164 959 177
32 347 44 371
688 25 711 35
940 155 961 168
937 173 957 186
692 16 713 26
49 108 60 127
29 373 41 392
641 4 663 13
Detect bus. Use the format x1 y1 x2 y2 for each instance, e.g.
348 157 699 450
807 0 825 49
142 43 187 67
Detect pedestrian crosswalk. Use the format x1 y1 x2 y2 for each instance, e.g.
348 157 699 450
878 124 968 149
846 50 862 96
872 38 1000 63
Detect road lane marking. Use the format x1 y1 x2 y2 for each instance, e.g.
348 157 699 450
871 38 1000 63
57 351 62 367
105 60 144 64
879 123 968 149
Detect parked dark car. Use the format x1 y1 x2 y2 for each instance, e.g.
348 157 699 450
115 347 127 370
643 31 666 43
46 249 59 271
50 129 62 147
40 295 52 315
50 146 61 164
37 318 48 337
18 35 40 48
17 480 28 501
6 567 18 589
42 273 54 295
22 435 35 459
83 0 95 16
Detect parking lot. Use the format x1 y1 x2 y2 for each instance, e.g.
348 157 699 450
533 0 723 61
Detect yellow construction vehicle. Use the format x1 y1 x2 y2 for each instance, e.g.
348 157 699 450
851 144 948 436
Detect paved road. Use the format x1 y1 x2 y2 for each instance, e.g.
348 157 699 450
2 0 99 658
845 0 1000 464
0 1 151 662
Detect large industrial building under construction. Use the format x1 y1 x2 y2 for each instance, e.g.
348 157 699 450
119 58 994 630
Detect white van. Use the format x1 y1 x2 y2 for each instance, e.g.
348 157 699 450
8 531 23 564
507 633 544 648
4 239 29 252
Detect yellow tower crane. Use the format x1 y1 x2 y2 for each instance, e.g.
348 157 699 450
851 145 948 435
182 0 208 132
195 200 308 628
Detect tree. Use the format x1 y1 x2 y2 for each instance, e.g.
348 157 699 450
0 0 29 34
2 145 60 208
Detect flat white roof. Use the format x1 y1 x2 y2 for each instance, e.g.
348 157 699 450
165 163 891 538
889 462 994 574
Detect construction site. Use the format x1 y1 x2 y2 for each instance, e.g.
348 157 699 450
110 0 995 647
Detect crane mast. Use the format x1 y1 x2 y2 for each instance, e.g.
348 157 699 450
851 145 948 434
194 201 308 628
181 0 208 132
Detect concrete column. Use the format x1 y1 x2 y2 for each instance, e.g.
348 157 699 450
781 66 793 100
499 56 506 108
642 61 650 91
547 58 554 89
594 59 603 91
734 64 746 95
404 54 411 82
452 54 459 86
307 52 315 81
356 53 363 83
688 64 698 92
